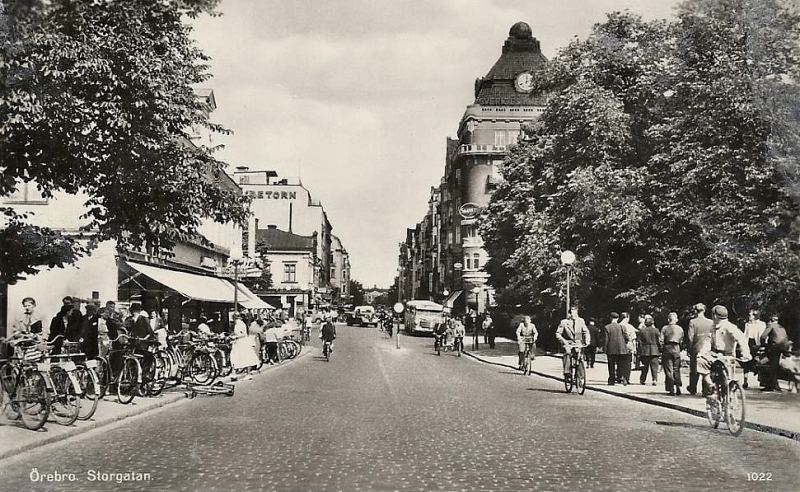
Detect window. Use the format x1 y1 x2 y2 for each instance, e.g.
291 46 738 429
494 131 506 147
508 131 519 146
239 175 250 185
464 255 471 270
473 253 480 270
283 263 297 282
4 182 48 205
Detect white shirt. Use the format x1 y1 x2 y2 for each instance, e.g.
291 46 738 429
744 319 766 343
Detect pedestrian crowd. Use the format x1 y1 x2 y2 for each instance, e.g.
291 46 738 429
506 303 798 397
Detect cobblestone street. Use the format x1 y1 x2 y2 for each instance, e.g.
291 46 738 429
1 324 799 492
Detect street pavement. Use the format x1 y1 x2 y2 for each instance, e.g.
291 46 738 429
467 337 800 440
0 323 799 492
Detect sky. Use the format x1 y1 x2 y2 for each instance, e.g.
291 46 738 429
190 0 679 288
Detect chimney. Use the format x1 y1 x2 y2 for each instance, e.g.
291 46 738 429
267 225 278 230
235 166 249 172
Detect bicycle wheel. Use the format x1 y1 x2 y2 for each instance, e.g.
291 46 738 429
49 367 80 426
726 381 746 436
0 363 20 421
90 358 110 399
564 360 574 393
215 350 233 378
75 365 99 420
17 368 49 430
526 350 533 376
576 360 587 395
146 353 167 397
117 358 138 405
137 355 155 397
189 353 217 385
706 391 722 429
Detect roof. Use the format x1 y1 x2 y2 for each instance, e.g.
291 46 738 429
474 22 549 106
256 228 315 252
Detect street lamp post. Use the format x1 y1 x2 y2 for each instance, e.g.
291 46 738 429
560 250 576 318
471 286 481 350
229 247 244 322
453 263 463 313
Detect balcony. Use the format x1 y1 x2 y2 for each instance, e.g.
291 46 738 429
457 144 508 156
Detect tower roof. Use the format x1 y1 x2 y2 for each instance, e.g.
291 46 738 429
474 22 549 106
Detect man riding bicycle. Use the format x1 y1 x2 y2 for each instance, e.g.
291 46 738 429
453 317 466 351
516 316 538 370
556 306 591 383
320 316 336 357
433 316 449 352
697 305 751 396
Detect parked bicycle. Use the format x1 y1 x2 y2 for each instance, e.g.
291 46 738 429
1 334 51 430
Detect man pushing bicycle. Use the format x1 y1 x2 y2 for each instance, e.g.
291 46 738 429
556 306 591 384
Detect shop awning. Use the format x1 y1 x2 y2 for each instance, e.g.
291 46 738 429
443 290 463 308
227 281 277 310
125 261 236 303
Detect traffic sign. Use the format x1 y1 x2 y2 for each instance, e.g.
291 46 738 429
393 302 404 314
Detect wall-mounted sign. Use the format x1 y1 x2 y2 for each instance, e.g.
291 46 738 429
459 202 481 219
245 189 298 200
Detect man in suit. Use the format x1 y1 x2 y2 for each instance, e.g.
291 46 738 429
760 313 790 392
686 303 714 395
638 315 662 385
556 306 590 382
604 312 630 385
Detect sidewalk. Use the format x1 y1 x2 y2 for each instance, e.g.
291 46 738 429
465 337 800 441
0 345 314 461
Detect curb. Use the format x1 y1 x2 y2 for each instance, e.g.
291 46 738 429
463 350 800 443
0 392 188 461
0 345 314 461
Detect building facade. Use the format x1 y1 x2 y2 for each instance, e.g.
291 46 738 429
399 22 548 315
232 167 350 312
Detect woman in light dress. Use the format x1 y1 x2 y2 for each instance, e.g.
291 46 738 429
230 312 260 379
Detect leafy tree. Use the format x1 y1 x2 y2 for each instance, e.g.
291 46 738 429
349 280 365 306
482 2 800 336
0 0 249 333
0 0 249 276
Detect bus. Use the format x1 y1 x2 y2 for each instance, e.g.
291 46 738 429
404 300 445 335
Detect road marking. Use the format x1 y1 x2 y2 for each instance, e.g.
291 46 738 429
374 346 399 405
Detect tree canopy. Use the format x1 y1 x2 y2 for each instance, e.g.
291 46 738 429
481 0 800 326
0 0 250 285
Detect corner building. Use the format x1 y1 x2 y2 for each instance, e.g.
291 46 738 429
441 22 548 313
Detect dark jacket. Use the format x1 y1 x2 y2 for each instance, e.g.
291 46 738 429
129 315 155 351
604 322 629 355
82 314 100 359
321 322 336 342
588 323 602 348
761 322 789 350
48 307 84 354
638 324 661 356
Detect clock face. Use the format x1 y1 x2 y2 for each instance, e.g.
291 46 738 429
515 72 534 93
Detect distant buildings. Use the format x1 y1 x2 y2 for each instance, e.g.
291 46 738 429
398 22 548 315
232 168 351 316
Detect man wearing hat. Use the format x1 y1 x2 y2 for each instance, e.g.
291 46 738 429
686 303 714 395
696 305 751 396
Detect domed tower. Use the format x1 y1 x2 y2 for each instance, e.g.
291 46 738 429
440 22 548 315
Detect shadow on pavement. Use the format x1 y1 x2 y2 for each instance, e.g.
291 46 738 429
654 420 716 433
526 388 567 394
